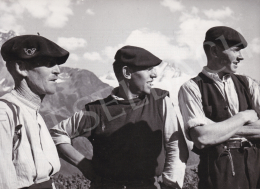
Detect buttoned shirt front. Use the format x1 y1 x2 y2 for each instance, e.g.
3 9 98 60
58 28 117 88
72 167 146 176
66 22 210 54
178 66 260 140
0 91 60 189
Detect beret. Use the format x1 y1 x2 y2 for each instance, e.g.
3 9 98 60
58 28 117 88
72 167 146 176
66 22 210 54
1 35 69 65
204 26 247 50
114 45 162 67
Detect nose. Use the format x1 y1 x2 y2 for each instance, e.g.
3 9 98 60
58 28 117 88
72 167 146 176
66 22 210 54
150 68 157 78
52 64 60 75
237 51 244 61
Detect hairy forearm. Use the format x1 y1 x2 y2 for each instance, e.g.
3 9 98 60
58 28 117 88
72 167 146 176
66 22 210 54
234 125 260 140
191 112 247 149
57 143 85 166
57 143 95 180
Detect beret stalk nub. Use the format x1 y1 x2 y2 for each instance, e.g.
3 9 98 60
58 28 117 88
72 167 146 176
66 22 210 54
114 46 162 67
1 35 69 65
204 26 248 50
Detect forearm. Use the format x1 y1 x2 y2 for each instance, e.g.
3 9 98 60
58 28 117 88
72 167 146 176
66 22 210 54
57 143 94 180
56 143 85 166
191 112 247 149
234 125 260 140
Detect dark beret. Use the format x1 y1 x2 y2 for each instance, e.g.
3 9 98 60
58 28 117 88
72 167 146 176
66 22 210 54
1 35 69 65
204 26 247 50
114 45 162 67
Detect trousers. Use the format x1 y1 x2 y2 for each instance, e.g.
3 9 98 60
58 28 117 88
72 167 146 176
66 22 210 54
198 144 260 189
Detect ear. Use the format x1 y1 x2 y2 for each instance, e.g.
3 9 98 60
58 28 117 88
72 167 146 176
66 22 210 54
210 46 218 58
15 61 28 77
122 66 132 79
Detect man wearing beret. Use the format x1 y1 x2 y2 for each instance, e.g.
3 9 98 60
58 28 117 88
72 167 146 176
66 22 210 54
50 45 189 188
179 26 260 189
0 35 69 189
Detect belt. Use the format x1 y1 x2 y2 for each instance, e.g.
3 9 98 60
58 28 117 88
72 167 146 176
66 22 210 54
223 140 260 149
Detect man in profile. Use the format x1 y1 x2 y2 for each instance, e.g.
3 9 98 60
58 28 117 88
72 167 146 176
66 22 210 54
0 35 69 189
179 26 260 189
51 46 189 189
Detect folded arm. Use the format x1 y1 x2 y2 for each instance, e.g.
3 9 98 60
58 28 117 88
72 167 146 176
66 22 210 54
178 81 258 150
189 110 257 149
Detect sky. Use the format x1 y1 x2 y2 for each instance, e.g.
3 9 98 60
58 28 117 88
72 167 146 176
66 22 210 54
1 0 260 80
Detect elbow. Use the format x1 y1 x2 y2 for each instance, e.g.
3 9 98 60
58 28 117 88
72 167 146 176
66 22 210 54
193 136 210 150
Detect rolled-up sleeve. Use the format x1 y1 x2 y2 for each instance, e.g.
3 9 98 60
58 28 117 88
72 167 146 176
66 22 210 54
162 96 189 188
247 76 260 116
0 105 17 189
50 108 98 145
178 80 213 140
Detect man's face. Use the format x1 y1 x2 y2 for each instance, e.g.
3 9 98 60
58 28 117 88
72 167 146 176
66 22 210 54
220 46 244 74
129 66 157 95
25 58 60 95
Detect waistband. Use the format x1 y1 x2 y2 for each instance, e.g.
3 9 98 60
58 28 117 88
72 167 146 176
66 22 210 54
223 139 260 149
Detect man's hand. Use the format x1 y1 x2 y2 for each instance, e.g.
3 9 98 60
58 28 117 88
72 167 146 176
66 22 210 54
57 143 96 181
245 119 260 127
239 110 258 125
77 158 95 181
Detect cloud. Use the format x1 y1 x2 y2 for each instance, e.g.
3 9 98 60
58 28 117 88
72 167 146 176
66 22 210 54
22 0 73 28
0 0 73 32
83 52 102 61
0 13 25 33
69 53 80 61
101 7 225 75
250 38 260 54
57 37 87 51
160 0 184 13
86 9 95 15
203 7 233 20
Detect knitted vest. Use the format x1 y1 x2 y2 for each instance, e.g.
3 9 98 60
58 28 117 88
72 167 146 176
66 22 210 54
85 88 169 181
192 72 252 122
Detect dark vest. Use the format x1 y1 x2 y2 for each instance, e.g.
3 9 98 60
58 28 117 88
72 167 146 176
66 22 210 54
192 72 252 122
85 88 169 181
191 73 252 155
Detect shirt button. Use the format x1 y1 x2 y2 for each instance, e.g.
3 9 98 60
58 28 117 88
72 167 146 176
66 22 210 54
224 146 227 150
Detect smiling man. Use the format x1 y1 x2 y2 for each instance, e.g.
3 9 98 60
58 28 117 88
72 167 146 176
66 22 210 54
178 26 260 189
50 46 189 189
0 35 69 189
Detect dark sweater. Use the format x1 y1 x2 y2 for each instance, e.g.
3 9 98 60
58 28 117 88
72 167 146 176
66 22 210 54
85 88 169 181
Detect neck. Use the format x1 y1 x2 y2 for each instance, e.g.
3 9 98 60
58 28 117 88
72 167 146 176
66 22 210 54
117 84 139 100
207 60 228 80
14 79 43 107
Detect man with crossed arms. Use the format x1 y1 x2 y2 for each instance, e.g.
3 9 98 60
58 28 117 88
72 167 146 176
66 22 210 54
179 26 260 189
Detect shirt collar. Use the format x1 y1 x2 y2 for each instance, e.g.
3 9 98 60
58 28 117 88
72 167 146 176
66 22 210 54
111 87 140 101
111 87 125 100
202 66 231 82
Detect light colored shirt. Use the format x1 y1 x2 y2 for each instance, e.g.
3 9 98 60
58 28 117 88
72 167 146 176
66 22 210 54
178 66 260 140
0 91 60 189
50 89 189 188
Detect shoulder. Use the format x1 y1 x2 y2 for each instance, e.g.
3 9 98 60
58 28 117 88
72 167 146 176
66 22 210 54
85 96 112 110
180 79 200 93
151 88 169 97
0 100 16 130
